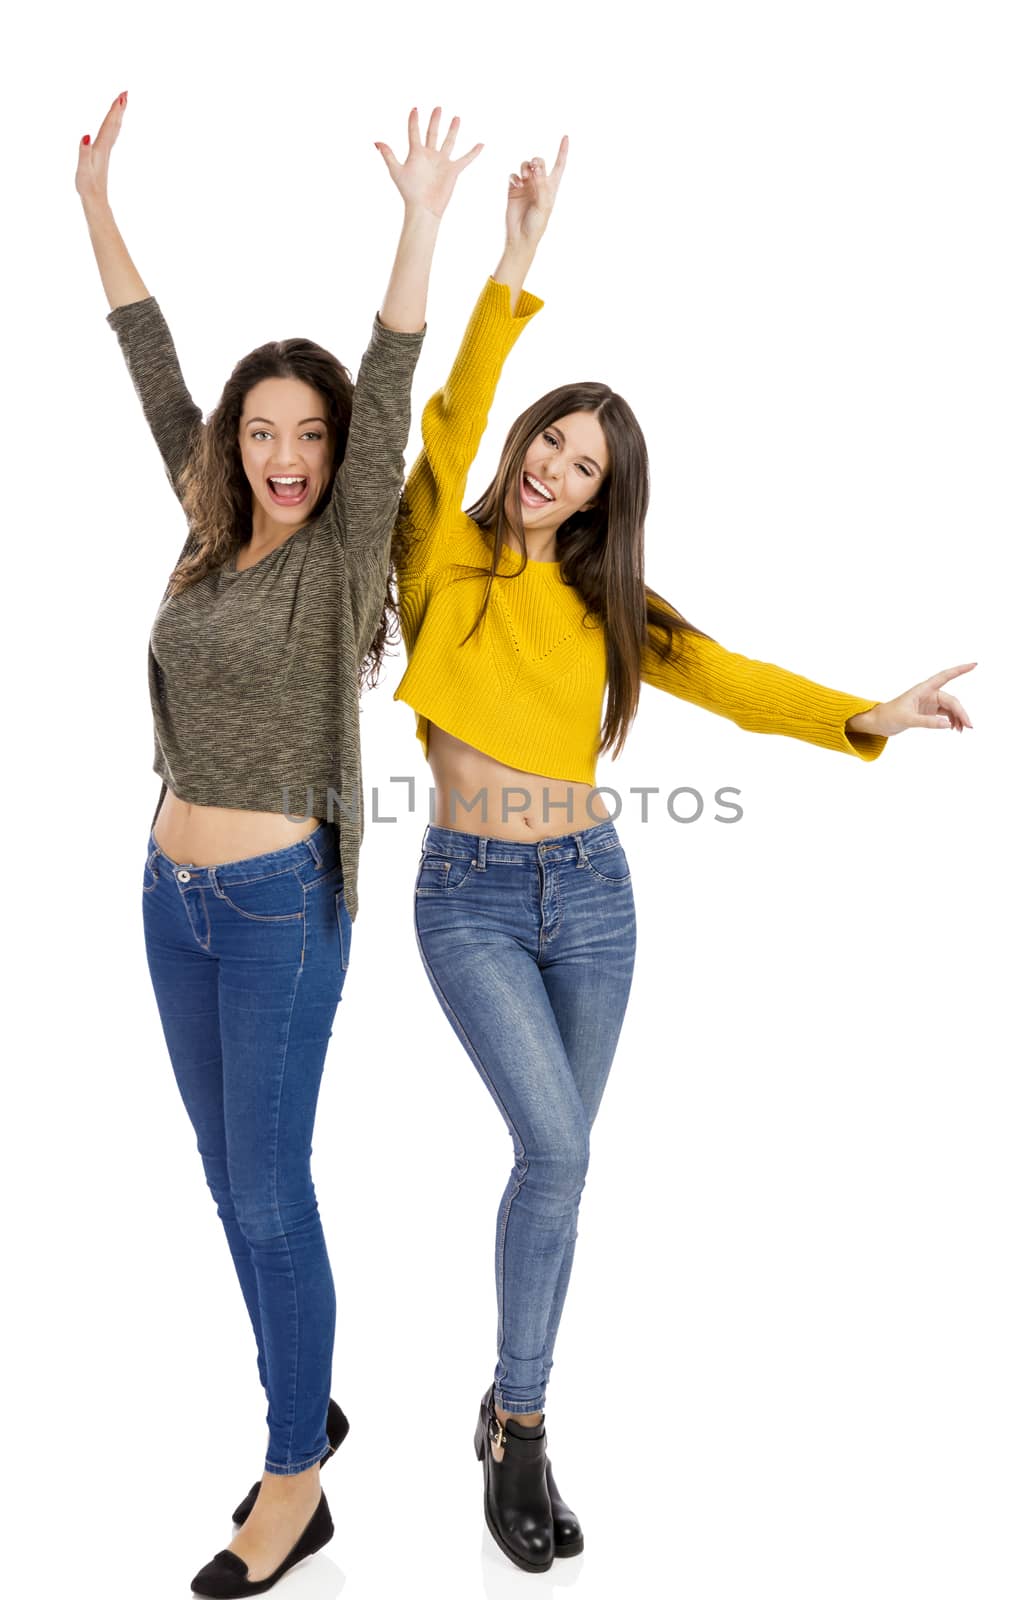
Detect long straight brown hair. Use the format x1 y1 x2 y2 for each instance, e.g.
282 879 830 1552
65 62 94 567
462 382 715 758
170 339 406 688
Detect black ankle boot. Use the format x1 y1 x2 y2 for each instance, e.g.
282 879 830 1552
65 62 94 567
546 1459 584 1556
232 1400 349 1526
473 1385 554 1573
191 1490 333 1596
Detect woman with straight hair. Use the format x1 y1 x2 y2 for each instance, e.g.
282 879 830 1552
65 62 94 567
392 141 976 1573
77 93 480 1596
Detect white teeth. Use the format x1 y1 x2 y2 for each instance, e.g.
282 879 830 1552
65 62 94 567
270 476 306 485
524 472 553 502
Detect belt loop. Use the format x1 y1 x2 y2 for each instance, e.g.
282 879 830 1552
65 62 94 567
208 866 221 898
305 829 324 867
475 837 488 871
573 830 588 865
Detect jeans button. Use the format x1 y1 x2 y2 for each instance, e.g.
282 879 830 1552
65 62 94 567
177 869 191 882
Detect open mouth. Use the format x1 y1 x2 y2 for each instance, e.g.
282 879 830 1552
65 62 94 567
267 475 310 507
520 471 555 508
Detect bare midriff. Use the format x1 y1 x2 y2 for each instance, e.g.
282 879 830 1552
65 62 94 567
426 721 611 841
153 790 321 868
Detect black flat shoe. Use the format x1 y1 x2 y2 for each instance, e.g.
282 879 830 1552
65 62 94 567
191 1490 333 1596
232 1400 349 1526
474 1385 554 1573
546 1459 584 1556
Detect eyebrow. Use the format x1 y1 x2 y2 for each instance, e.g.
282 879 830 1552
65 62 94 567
244 416 329 428
548 423 604 474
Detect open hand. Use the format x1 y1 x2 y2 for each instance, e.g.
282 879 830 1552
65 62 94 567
76 90 127 208
506 136 569 248
375 107 482 220
859 662 977 736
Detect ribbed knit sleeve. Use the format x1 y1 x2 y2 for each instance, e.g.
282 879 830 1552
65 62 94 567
325 314 426 553
402 278 543 575
642 625 889 761
107 296 204 501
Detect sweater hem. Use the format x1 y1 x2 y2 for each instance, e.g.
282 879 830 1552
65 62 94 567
391 693 598 788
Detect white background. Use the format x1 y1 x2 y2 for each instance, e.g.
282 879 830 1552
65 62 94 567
4 3 1014 1597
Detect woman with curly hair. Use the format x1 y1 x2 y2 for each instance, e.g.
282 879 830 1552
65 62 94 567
394 141 976 1573
77 93 480 1596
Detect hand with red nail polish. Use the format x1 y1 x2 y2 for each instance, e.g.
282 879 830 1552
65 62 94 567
75 89 127 208
75 90 150 310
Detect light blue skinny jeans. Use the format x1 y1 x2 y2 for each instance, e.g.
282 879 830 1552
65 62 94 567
413 818 638 1415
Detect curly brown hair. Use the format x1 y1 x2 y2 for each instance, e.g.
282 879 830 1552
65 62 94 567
170 337 407 689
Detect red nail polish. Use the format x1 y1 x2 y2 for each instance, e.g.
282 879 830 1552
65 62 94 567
82 134 91 145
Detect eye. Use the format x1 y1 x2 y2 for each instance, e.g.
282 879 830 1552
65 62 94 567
577 463 594 478
542 432 559 448
301 431 324 442
251 430 271 441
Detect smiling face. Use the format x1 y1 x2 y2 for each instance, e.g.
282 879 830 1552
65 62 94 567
239 376 334 531
511 411 611 537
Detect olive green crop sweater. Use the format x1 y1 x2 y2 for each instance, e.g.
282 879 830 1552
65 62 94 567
108 295 425 921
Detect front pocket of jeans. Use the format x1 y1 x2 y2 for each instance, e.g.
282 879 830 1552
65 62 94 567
215 868 305 922
415 854 475 895
143 854 159 892
584 847 632 886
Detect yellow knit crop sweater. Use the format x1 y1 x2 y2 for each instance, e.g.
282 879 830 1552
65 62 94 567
393 279 887 780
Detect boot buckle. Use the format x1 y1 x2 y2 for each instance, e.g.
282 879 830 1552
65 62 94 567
488 1415 506 1451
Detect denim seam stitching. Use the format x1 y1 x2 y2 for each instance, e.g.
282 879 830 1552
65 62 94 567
190 887 212 951
214 896 305 924
264 1448 324 1475
493 1160 526 1399
217 863 305 889
537 857 562 952
335 888 349 971
267 959 304 1470
303 864 343 897
421 820 620 866
212 867 307 922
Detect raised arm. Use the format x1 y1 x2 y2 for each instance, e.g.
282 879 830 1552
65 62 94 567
402 138 569 563
78 91 202 500
328 108 482 553
494 138 569 312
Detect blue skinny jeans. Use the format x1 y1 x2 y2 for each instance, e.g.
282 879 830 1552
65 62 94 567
413 818 638 1415
142 820 350 1474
